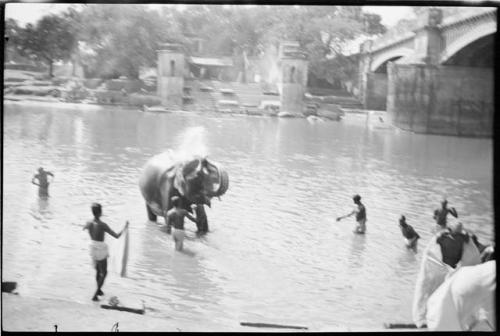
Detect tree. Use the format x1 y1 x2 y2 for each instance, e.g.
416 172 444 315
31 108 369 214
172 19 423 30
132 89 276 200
18 14 77 77
362 13 386 35
4 18 22 62
76 4 180 79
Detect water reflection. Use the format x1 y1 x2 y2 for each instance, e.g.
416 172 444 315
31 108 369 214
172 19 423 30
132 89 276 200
37 196 50 214
348 234 367 269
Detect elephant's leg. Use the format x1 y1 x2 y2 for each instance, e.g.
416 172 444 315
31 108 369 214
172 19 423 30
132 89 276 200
146 203 157 222
165 216 172 234
195 205 209 234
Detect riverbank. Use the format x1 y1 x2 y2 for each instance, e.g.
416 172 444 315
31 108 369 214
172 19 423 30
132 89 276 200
2 293 367 332
1 293 249 332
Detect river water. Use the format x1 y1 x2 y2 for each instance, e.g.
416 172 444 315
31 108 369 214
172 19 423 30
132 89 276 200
2 101 494 330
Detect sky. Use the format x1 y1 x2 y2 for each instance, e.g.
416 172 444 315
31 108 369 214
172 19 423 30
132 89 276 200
5 3 416 27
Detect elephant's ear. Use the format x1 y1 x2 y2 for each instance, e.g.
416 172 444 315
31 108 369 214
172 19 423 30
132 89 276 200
182 158 202 180
172 164 187 196
173 158 201 196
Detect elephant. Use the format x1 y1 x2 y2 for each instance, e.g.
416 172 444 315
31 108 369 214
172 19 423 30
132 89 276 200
138 150 229 234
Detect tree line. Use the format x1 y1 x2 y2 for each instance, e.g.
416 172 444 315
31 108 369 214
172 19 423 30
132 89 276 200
5 4 387 84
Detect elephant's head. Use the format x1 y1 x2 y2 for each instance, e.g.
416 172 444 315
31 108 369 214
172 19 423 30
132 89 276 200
173 156 229 207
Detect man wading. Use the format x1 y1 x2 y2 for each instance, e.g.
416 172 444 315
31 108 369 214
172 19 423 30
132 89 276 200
399 215 420 252
31 167 54 197
83 203 128 301
433 199 458 230
337 194 367 234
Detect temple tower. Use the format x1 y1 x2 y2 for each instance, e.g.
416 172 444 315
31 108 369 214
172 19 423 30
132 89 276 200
157 43 185 108
278 41 308 116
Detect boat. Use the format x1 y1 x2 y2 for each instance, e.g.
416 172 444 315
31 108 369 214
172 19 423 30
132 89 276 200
306 115 325 123
142 105 171 113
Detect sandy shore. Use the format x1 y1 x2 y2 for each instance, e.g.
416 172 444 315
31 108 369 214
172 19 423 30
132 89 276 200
2 293 250 332
2 293 425 332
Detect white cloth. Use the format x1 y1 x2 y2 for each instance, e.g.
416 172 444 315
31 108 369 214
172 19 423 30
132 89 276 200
110 226 129 277
412 233 482 327
90 240 109 262
355 218 366 233
426 261 496 331
172 228 185 242
404 236 418 248
172 228 185 250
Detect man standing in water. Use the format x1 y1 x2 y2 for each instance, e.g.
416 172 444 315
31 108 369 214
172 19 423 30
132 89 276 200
433 199 458 230
31 167 54 197
83 203 128 301
166 196 197 251
399 215 420 252
336 194 367 234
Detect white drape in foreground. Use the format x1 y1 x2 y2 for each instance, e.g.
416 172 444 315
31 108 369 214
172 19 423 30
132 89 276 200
426 261 495 331
412 234 481 327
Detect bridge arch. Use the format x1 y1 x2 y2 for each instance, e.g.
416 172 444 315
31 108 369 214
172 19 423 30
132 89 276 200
440 20 496 64
370 48 414 72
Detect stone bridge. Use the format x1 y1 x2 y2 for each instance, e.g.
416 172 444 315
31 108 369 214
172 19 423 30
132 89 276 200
355 7 496 137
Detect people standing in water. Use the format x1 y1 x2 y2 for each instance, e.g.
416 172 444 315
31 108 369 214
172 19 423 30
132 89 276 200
166 196 197 251
31 167 54 197
433 199 458 230
83 203 128 301
399 215 420 252
336 194 367 234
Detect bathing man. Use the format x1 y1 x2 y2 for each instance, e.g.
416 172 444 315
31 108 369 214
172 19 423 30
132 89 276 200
166 196 197 251
31 167 54 197
433 199 458 230
336 194 367 234
399 215 420 252
83 203 128 301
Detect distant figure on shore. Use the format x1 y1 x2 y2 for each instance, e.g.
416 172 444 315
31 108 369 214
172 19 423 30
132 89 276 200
166 196 197 251
31 167 54 197
399 215 420 252
83 203 128 301
336 194 367 234
433 199 458 231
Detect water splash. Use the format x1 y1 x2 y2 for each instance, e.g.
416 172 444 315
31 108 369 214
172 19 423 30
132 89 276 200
174 126 209 160
148 126 209 168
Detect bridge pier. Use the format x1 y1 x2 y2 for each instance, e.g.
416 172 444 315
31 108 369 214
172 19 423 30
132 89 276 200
387 63 493 137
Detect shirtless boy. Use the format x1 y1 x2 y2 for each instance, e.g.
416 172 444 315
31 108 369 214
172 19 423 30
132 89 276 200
166 196 197 251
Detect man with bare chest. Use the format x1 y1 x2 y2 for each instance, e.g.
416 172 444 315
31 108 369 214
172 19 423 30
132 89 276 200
32 167 54 197
83 203 128 301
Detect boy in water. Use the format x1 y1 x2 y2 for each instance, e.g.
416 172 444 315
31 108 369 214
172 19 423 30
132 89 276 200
336 194 367 234
31 167 54 197
399 215 420 252
83 203 128 301
166 196 197 251
433 199 458 230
